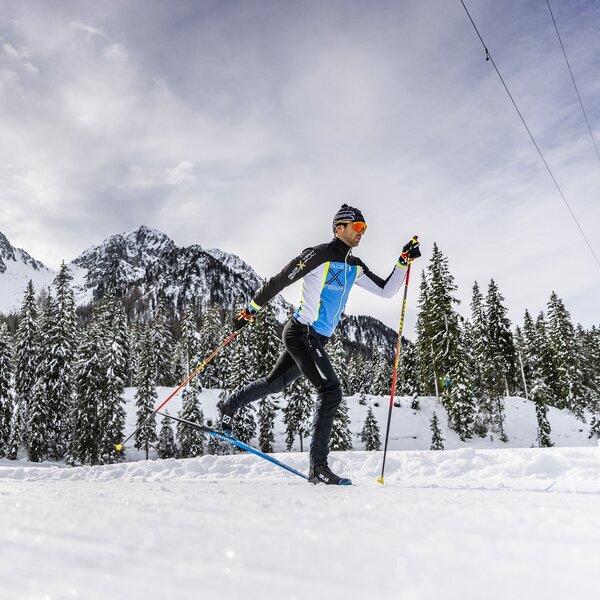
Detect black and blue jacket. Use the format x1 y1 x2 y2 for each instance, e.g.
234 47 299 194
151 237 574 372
250 237 407 337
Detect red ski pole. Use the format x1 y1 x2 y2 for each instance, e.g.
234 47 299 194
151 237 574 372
377 259 413 485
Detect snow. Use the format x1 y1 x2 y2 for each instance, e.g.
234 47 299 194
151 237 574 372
2 389 599 599
120 388 598 459
0 247 55 314
1 447 599 600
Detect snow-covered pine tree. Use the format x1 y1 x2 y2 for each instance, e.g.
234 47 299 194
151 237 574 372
172 340 188 383
443 320 475 441
252 303 282 454
534 312 557 395
485 279 517 395
196 306 224 388
329 397 353 451
513 325 529 398
41 263 77 459
222 328 256 444
581 325 600 439
470 279 516 441
5 404 22 461
399 338 419 409
257 396 276 453
283 376 314 451
575 325 596 413
590 414 600 440
11 281 40 459
419 244 473 438
522 310 553 447
347 353 369 395
416 270 437 396
469 282 493 436
0 322 13 457
180 304 200 376
371 348 391 396
96 295 128 464
156 413 178 459
546 292 585 419
128 321 143 387
177 381 206 457
533 387 553 447
360 406 381 451
27 295 56 462
430 412 445 450
26 378 48 462
135 328 158 459
520 311 538 395
152 296 174 386
71 320 105 465
327 332 353 450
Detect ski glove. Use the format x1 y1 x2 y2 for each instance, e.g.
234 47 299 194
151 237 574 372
398 236 421 267
233 302 260 331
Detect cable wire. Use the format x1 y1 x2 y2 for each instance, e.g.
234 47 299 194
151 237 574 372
460 0 600 271
546 0 600 163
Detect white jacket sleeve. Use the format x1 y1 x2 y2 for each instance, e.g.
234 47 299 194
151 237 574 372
354 260 407 298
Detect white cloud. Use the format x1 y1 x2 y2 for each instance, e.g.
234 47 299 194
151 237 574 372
2 42 21 59
165 161 195 185
70 21 103 36
0 0 599 331
22 61 38 75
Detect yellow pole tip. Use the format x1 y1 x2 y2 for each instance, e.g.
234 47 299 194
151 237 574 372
115 444 123 451
377 476 385 485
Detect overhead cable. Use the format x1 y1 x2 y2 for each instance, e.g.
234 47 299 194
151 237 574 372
460 0 600 272
546 0 600 164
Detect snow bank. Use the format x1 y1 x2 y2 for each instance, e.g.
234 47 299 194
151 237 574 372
2 446 599 493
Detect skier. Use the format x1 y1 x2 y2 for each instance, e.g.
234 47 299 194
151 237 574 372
218 204 420 485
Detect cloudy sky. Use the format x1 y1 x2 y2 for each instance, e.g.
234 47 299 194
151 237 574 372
1 0 599 334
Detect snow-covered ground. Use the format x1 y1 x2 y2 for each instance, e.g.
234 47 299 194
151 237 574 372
2 446 600 600
3 390 599 599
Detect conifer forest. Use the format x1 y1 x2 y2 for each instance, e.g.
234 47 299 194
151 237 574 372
1 244 598 465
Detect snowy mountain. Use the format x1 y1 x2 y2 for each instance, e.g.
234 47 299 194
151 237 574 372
0 226 268 317
0 231 55 314
68 225 266 315
0 225 396 353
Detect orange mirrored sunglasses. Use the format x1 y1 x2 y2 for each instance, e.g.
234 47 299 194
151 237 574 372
337 221 367 234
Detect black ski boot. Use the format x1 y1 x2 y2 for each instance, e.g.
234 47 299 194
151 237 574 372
308 464 352 486
217 400 235 435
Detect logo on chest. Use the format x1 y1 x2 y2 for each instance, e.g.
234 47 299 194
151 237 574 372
325 268 345 291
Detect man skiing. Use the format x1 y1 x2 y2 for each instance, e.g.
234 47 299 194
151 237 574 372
218 204 420 485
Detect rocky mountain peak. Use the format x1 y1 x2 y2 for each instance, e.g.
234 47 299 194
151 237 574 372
0 230 49 275
0 231 17 263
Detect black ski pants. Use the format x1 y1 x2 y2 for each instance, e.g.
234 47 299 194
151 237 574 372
226 317 342 467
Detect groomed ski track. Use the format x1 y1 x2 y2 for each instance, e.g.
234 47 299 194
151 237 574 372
2 447 600 600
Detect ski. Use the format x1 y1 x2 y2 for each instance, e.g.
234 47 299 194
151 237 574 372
153 410 308 481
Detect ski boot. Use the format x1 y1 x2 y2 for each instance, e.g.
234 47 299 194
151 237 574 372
308 463 352 486
216 400 235 435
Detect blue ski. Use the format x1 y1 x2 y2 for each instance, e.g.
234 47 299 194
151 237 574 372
154 410 308 481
